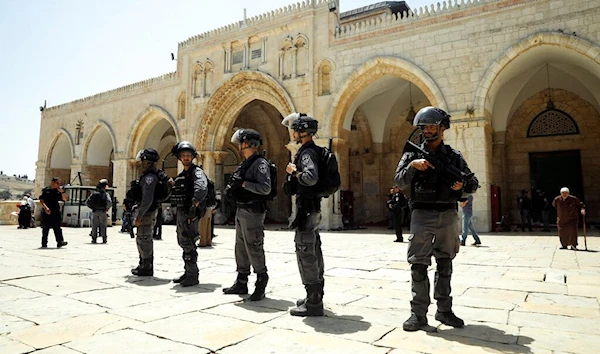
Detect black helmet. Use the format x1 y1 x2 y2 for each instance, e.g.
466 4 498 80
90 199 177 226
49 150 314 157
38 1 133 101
413 106 450 141
282 113 318 134
171 141 198 158
231 128 262 147
413 106 451 129
135 148 160 163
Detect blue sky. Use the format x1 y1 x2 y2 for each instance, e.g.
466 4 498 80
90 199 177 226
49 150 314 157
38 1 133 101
0 0 431 179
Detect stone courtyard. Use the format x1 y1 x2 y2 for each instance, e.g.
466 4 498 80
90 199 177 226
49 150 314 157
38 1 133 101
1 225 600 353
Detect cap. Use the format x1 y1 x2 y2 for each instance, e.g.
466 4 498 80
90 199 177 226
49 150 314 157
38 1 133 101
560 187 570 193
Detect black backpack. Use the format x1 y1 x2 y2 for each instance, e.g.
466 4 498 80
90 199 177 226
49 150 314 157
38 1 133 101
153 169 172 203
87 191 107 210
312 142 341 198
205 177 217 208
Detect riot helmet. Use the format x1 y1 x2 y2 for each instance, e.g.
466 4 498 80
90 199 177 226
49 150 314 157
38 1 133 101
282 112 318 143
413 106 451 141
171 141 198 158
135 148 160 163
231 128 262 148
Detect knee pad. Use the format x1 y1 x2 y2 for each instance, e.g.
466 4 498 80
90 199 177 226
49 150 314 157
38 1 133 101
437 258 453 277
184 251 198 262
411 264 428 282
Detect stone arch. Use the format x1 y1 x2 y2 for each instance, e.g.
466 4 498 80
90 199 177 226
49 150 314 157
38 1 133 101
128 104 180 158
196 71 295 151
81 120 118 165
474 32 600 117
329 56 447 137
46 128 75 165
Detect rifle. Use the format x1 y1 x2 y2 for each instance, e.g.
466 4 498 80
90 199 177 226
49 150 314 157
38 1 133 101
403 140 479 191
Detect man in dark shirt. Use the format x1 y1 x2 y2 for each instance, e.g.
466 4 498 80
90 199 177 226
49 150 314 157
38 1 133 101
39 177 68 248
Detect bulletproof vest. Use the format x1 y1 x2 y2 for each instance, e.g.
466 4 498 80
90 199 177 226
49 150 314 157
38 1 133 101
293 142 320 199
411 149 463 205
170 165 197 209
229 154 268 204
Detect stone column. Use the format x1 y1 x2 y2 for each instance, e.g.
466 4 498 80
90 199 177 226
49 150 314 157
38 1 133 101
69 163 85 186
291 47 298 78
261 38 267 64
111 157 134 204
212 151 229 191
34 160 47 197
200 151 217 180
278 50 284 80
445 119 493 232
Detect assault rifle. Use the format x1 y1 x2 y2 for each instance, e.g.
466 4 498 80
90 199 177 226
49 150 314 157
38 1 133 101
403 140 479 192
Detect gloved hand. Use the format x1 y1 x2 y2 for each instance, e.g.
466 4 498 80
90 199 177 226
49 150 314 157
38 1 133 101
186 205 197 220
230 175 244 190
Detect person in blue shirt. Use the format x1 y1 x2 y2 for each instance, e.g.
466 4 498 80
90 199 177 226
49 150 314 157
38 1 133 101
460 194 481 246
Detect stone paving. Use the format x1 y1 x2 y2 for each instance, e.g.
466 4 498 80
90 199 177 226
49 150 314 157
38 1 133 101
1 224 599 353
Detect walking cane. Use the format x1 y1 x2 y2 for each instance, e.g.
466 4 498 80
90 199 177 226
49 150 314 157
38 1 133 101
583 212 587 251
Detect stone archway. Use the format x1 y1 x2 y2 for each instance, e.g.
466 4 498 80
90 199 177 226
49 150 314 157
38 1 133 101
328 57 444 226
196 71 295 152
81 120 117 185
45 129 75 186
128 104 181 159
329 56 446 138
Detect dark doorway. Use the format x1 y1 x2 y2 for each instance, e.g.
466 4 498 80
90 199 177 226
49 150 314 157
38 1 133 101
529 150 584 223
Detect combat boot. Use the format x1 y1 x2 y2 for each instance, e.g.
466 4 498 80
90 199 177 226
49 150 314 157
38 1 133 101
249 273 269 301
296 280 324 306
290 284 324 317
130 257 142 275
180 274 199 287
435 311 464 328
172 273 187 283
403 313 428 331
132 257 153 276
223 273 249 295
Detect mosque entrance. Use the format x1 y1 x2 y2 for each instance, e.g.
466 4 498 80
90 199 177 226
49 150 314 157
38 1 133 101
529 150 584 222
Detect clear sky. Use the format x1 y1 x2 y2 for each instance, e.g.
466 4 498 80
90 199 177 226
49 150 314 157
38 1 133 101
0 0 431 179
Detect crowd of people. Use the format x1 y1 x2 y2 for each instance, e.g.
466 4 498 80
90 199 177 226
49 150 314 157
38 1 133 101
20 106 589 331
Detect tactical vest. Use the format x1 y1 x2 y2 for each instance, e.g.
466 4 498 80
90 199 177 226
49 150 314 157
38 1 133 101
410 150 463 209
169 165 197 209
229 154 269 204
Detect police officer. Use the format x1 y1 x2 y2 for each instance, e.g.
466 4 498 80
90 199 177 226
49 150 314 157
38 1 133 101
222 129 271 301
282 113 325 317
387 185 407 243
86 178 111 244
169 141 208 287
395 106 478 331
131 148 161 277
39 177 68 248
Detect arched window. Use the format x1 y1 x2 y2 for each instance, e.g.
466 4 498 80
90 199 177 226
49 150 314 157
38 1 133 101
527 109 579 137
177 92 186 120
193 65 203 97
204 61 214 96
319 64 332 95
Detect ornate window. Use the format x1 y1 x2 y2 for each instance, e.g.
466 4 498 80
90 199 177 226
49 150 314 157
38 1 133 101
177 92 186 120
318 63 332 95
193 65 203 97
527 109 579 138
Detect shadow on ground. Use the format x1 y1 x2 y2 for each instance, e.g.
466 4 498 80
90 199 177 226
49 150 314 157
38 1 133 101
431 323 534 353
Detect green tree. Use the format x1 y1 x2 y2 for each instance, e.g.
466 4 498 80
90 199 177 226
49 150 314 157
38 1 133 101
0 190 12 200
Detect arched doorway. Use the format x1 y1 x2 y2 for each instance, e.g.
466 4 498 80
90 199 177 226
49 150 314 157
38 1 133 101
83 122 116 186
46 129 74 186
197 71 295 224
330 57 444 225
479 33 600 224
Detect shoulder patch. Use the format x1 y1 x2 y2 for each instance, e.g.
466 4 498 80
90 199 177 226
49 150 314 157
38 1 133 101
144 175 155 185
258 161 268 175
301 154 312 166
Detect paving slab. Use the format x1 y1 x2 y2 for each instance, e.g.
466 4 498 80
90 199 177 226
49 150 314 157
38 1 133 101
5 273 115 296
509 311 600 335
65 329 204 353
0 284 45 303
8 313 139 349
219 328 390 354
0 313 35 334
67 286 174 309
518 327 600 354
133 312 266 351
0 335 35 354
2 295 106 324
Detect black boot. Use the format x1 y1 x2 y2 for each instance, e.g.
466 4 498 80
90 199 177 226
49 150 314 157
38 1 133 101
132 257 153 276
403 313 428 331
223 273 249 295
435 310 464 327
296 280 324 306
180 274 199 287
290 284 324 317
131 257 142 275
249 273 269 301
172 273 187 283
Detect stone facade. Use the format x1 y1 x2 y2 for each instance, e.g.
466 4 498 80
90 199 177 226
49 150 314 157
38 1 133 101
35 0 600 230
